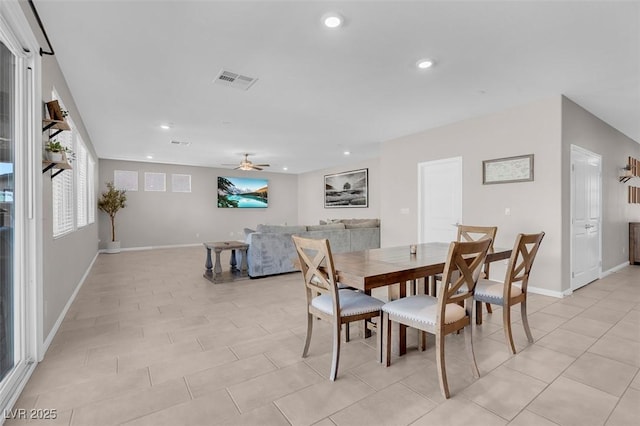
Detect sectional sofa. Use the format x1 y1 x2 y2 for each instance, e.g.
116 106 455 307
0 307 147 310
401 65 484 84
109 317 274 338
244 219 380 278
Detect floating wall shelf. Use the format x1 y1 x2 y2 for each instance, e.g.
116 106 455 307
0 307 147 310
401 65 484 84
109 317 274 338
42 157 72 178
620 156 640 184
42 100 70 137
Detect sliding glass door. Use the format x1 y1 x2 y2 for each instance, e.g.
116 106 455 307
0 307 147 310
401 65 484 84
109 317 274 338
0 40 15 385
0 5 37 412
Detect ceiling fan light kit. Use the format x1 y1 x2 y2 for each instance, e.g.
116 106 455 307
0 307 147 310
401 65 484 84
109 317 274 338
223 153 270 171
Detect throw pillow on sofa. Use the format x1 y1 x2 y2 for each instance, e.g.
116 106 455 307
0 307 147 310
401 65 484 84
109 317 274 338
256 224 308 234
307 223 346 231
319 219 380 228
344 220 379 229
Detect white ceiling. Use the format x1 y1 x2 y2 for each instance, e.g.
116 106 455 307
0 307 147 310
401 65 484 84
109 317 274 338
34 1 639 174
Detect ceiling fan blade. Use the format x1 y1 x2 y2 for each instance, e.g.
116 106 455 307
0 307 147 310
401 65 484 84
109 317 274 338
255 164 270 167
233 166 242 170
222 163 238 166
252 166 263 171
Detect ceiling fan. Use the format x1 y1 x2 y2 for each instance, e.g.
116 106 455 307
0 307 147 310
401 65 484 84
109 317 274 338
223 153 270 171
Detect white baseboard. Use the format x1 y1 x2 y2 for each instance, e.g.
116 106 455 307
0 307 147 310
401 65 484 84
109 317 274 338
527 285 569 299
0 361 37 422
98 242 201 253
41 251 99 355
601 261 630 278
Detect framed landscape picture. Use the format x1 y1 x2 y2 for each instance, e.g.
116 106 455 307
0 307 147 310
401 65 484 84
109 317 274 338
324 168 368 208
483 154 534 184
217 176 268 208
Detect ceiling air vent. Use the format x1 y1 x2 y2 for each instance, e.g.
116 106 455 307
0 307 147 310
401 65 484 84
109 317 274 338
170 140 190 146
213 69 258 91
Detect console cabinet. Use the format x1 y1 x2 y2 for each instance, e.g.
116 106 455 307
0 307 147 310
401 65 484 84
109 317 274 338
630 223 640 265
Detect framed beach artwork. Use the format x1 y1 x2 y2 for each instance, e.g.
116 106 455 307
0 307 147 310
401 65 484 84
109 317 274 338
483 154 534 185
324 168 368 208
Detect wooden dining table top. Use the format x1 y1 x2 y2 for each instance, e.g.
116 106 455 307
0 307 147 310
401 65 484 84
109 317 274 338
332 242 512 291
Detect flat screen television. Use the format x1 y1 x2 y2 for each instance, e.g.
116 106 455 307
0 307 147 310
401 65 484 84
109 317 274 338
217 176 268 208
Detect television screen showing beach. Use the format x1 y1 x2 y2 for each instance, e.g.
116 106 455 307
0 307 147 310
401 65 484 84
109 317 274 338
217 176 268 208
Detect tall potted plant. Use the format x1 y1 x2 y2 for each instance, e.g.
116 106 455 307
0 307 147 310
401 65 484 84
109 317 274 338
98 181 127 253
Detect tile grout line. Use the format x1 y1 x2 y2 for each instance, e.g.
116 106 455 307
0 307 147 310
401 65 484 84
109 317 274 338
224 387 243 417
183 376 194 400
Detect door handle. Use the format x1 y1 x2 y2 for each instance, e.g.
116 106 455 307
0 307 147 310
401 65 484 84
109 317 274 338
585 224 594 229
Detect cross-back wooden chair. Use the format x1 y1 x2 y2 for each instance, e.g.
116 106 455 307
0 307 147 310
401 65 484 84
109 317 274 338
474 232 545 354
382 238 492 399
292 235 384 381
432 225 497 286
457 225 498 314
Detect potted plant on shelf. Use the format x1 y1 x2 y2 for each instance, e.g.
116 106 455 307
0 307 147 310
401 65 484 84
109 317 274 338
44 140 70 162
98 181 127 254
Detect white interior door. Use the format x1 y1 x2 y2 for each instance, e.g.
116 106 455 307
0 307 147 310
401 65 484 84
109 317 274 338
418 157 462 243
571 145 602 290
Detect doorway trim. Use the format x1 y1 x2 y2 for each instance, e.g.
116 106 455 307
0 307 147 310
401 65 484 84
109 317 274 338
570 144 602 291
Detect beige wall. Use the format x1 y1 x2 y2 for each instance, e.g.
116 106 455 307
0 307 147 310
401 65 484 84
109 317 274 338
35 69 640 344
41 57 99 339
297 158 381 225
98 160 298 249
379 97 563 294
561 97 640 290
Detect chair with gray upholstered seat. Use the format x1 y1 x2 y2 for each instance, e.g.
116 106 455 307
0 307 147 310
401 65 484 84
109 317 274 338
382 238 492 399
293 235 384 381
473 232 545 354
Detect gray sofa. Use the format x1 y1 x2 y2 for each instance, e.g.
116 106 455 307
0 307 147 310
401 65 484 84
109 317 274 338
245 220 380 278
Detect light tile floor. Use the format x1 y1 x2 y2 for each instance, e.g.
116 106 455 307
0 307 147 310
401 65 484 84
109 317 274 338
6 247 640 425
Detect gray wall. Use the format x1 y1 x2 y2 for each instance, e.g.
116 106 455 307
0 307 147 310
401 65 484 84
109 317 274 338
297 158 381 225
98 160 298 249
561 97 640 291
379 97 563 294
41 56 99 339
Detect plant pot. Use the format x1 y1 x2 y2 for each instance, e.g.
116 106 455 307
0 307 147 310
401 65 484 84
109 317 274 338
47 151 63 162
105 241 121 254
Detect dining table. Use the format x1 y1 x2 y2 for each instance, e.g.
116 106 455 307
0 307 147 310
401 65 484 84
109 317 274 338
331 242 512 355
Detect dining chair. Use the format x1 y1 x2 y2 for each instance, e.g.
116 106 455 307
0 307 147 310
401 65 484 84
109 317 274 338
292 235 384 381
382 238 492 399
473 232 545 354
431 225 497 290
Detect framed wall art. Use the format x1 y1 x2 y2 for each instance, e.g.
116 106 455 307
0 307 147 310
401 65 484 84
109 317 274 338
324 168 368 208
217 176 268 208
483 154 534 184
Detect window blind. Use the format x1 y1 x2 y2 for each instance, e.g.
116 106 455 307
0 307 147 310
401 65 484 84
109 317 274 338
51 92 74 237
51 152 74 236
88 156 95 224
76 139 87 227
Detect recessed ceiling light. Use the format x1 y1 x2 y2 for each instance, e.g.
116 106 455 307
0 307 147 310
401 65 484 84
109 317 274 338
323 13 343 28
160 124 171 130
146 155 153 159
283 166 288 171
344 151 351 156
416 58 435 69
